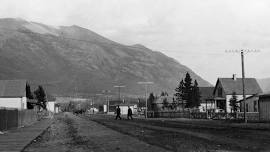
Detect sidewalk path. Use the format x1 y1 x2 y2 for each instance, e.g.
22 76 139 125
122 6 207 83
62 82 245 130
0 118 52 152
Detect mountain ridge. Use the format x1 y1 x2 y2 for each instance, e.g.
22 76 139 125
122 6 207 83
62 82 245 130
0 18 211 97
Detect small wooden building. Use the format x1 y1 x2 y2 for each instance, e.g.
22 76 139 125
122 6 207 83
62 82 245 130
258 94 270 121
239 94 270 121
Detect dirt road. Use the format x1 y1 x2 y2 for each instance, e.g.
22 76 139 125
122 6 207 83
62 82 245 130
23 113 169 152
23 113 270 152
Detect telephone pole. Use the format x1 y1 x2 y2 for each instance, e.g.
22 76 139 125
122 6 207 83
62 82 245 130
138 82 154 118
225 49 259 123
113 85 125 102
102 90 111 113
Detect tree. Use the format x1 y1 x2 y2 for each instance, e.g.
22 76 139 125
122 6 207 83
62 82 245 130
229 92 239 113
175 79 184 111
148 93 156 111
191 80 201 108
183 72 193 108
162 97 169 110
34 85 47 110
26 83 33 99
26 83 34 109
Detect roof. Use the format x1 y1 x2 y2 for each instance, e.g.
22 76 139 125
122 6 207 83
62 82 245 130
259 94 270 99
214 78 262 95
199 87 215 102
0 80 26 97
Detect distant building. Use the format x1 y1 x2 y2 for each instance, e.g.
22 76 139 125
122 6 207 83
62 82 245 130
46 94 56 113
198 87 215 112
0 80 27 110
154 96 175 111
213 75 262 113
107 100 137 115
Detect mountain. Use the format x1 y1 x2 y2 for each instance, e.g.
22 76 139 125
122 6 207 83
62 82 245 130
257 78 270 93
0 18 211 97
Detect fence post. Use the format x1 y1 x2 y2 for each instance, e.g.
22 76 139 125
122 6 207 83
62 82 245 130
5 109 8 130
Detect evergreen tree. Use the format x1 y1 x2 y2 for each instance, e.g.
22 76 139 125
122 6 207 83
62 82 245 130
26 83 33 99
34 85 47 110
148 93 156 111
191 80 201 108
229 92 238 113
183 72 193 108
175 79 184 111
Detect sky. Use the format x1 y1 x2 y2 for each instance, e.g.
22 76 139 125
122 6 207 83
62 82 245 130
0 0 270 85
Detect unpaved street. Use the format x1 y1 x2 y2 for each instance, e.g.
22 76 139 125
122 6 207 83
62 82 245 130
23 113 169 152
23 113 270 152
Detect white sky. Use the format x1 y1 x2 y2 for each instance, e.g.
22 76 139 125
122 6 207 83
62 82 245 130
1 0 270 84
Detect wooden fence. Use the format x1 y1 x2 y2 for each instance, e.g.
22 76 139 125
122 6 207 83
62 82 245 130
147 111 260 121
237 112 259 121
0 108 38 131
147 111 207 119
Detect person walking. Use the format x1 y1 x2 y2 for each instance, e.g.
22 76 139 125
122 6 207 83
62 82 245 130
115 105 121 120
127 106 133 120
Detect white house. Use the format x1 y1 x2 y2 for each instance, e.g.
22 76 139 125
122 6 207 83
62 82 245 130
0 80 27 110
213 75 262 113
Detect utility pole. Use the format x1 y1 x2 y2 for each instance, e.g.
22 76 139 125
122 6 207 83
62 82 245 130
138 82 154 118
225 49 259 123
113 86 125 102
102 90 111 113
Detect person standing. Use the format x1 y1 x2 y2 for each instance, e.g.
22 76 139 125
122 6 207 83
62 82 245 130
115 105 121 120
127 106 133 120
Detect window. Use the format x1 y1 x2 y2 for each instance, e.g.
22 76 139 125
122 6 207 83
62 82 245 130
218 88 223 97
254 101 257 112
246 104 248 112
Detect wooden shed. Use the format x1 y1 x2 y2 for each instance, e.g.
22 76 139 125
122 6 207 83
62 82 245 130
259 94 270 121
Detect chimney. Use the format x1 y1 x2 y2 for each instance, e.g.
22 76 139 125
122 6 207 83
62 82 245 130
232 74 237 81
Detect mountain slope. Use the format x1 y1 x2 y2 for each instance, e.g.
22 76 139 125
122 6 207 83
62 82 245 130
258 78 270 93
0 18 211 97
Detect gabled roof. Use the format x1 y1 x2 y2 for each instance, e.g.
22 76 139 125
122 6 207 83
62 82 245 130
199 87 215 101
0 80 26 97
214 78 262 95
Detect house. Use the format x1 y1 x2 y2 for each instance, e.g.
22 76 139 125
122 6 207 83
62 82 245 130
239 94 270 121
154 96 175 111
198 87 215 112
213 75 262 113
0 80 27 110
239 95 259 112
